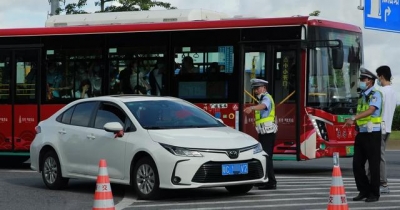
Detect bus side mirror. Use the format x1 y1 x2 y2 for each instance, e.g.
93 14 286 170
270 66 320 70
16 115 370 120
332 47 344 69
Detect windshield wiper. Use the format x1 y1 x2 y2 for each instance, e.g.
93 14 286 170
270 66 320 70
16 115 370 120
178 125 217 128
143 126 169 130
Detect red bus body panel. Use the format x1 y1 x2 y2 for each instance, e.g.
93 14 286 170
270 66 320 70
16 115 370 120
13 105 37 151
0 105 12 150
40 104 65 122
194 103 239 130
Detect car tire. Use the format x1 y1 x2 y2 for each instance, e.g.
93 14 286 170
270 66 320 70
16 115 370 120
132 157 161 200
225 184 254 195
41 150 69 190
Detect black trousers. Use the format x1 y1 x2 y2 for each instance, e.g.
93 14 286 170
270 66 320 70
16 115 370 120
259 132 276 184
353 131 381 197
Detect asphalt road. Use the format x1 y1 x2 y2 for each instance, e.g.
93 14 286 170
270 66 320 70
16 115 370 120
1 151 399 210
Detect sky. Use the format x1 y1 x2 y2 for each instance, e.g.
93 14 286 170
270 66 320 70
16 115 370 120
0 0 399 103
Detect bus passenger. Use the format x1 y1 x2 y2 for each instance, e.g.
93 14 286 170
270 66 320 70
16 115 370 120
109 65 120 94
74 79 91 99
130 61 149 95
74 62 90 91
89 61 103 96
119 61 135 94
180 56 199 74
149 62 166 96
25 63 37 84
46 62 63 98
243 78 278 190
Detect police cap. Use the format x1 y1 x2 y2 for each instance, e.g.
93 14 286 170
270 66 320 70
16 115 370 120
250 78 268 88
359 67 378 80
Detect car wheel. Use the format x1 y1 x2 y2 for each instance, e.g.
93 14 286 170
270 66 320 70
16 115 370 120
225 184 254 195
41 151 69 190
132 157 161 200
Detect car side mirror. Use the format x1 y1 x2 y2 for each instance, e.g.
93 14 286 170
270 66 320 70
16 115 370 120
104 122 124 138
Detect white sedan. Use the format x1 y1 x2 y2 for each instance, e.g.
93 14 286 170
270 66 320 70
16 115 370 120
30 95 268 200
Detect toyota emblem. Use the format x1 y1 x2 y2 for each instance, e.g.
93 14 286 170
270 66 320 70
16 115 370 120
226 150 239 159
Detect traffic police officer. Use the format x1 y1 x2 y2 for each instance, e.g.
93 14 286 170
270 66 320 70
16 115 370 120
244 78 277 190
344 68 382 202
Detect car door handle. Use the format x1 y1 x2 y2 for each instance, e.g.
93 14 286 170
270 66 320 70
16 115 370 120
87 134 96 140
58 130 67 134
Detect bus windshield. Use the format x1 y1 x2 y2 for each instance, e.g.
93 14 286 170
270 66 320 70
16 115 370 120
307 26 362 113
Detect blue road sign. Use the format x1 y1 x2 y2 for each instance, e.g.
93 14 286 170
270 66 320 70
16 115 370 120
364 0 400 33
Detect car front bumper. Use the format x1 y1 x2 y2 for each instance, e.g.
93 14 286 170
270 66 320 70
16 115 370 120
155 149 268 189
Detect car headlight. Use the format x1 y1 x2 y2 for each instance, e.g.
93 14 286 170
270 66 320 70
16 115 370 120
160 143 203 157
253 143 263 154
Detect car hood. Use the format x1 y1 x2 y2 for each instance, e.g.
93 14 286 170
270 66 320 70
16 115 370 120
147 127 257 149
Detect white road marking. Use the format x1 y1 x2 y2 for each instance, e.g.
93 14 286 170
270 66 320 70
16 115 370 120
115 188 137 210
0 169 36 173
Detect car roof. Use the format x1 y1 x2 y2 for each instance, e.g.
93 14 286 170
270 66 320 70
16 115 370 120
79 95 181 103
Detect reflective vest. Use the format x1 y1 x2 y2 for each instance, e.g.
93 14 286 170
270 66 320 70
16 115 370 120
255 93 275 125
356 89 382 126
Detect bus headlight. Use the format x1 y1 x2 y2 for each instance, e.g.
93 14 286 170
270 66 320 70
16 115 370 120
310 117 329 141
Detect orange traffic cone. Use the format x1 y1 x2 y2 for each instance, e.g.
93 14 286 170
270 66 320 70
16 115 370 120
93 159 115 210
327 165 348 210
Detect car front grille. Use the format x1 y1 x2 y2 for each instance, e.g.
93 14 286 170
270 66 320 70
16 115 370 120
191 159 264 183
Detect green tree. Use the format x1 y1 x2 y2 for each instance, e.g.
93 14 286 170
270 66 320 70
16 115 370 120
59 0 89 14
102 0 177 12
59 0 176 14
393 105 400 131
309 10 321 16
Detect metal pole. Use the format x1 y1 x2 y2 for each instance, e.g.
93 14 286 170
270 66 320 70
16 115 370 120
358 0 365 10
49 0 60 16
333 152 339 166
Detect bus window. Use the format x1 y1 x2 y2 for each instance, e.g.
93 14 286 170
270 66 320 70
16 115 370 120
173 46 234 101
45 48 103 101
15 50 39 101
107 46 166 95
0 52 10 100
243 51 266 104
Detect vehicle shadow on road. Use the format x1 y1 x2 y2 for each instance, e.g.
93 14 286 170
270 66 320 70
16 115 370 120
3 175 128 198
144 187 259 202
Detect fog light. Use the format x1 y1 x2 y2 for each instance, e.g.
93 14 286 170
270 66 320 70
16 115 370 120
320 143 326 150
172 176 181 184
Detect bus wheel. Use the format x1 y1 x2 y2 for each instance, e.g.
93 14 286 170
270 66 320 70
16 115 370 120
41 151 69 190
132 157 161 200
225 184 254 195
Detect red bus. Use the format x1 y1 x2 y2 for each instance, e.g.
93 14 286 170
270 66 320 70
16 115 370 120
0 10 362 163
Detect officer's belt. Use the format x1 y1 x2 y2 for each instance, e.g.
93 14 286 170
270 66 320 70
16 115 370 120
359 124 381 129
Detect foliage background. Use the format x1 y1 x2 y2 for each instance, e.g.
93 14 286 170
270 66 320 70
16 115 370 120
393 105 400 131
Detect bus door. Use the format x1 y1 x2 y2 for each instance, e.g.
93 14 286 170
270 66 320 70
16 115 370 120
271 46 301 160
241 43 301 160
0 48 40 154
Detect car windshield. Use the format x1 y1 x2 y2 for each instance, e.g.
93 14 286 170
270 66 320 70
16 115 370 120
125 99 225 129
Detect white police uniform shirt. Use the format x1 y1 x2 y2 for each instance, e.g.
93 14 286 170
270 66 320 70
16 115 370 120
359 87 382 133
259 92 273 118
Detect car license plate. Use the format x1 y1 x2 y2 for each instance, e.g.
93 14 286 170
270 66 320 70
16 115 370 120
346 146 354 156
221 163 248 175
